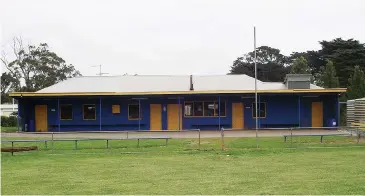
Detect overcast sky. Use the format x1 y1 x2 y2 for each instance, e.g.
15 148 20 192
1 0 364 76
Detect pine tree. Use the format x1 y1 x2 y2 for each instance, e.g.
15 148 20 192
290 56 311 74
347 66 365 100
318 59 340 88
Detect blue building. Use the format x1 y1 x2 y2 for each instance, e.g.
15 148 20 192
10 74 346 132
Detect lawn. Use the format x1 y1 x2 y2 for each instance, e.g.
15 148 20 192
0 127 18 132
2 136 365 195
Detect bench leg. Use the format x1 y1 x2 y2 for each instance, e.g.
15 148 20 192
106 140 109 149
284 136 287 143
11 142 14 156
320 136 323 143
137 139 140 148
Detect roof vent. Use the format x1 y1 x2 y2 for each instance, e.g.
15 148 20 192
284 74 311 89
189 75 194 91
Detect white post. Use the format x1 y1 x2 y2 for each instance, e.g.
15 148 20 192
12 98 15 111
254 26 259 148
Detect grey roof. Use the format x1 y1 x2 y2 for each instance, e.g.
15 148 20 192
36 74 323 93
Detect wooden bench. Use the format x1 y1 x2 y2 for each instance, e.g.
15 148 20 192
283 134 350 143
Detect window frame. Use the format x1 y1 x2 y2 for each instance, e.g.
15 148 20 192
252 102 267 118
60 104 73 120
82 104 96 120
184 101 226 117
128 104 142 120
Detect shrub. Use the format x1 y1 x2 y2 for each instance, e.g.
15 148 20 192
1 116 17 127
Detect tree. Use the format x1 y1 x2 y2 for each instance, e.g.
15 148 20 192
347 66 365 100
230 46 289 82
1 72 19 103
289 51 325 81
317 59 340 88
1 37 81 92
290 56 311 74
319 38 365 87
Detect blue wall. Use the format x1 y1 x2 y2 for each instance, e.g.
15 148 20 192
16 93 339 131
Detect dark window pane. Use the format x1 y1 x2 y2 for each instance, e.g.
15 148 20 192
60 105 72 120
83 104 96 120
204 102 215 116
216 102 226 116
193 102 203 116
128 104 141 119
252 102 266 118
184 102 193 116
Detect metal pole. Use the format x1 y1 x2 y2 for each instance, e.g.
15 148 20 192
221 127 225 151
17 100 20 132
99 97 102 131
337 94 340 127
52 131 54 154
198 129 201 150
298 95 301 127
178 96 181 130
138 99 141 131
218 96 221 130
254 26 258 148
58 98 60 132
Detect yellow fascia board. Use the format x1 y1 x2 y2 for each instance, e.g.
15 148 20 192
9 88 347 97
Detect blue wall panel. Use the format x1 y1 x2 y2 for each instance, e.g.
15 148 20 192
16 93 340 132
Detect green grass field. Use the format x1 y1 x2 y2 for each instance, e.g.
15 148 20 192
2 136 365 195
0 126 18 132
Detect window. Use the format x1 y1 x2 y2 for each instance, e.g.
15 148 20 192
252 102 266 118
60 104 72 120
184 101 226 117
184 102 193 116
204 102 215 116
128 104 141 120
83 104 96 120
112 105 120 114
216 102 226 116
193 102 203 116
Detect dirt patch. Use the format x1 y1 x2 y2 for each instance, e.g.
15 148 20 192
1 146 38 152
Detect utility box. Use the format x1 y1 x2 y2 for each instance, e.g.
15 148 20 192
284 74 312 89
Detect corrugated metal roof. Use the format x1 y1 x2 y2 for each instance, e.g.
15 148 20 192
36 74 323 93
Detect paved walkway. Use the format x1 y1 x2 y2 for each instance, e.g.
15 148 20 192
1 129 348 139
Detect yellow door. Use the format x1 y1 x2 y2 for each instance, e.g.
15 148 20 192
35 105 48 132
312 102 323 127
150 104 162 130
167 104 182 130
232 103 244 129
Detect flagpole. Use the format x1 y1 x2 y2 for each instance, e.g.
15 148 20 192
254 26 258 148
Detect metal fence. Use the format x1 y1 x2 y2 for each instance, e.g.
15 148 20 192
2 126 364 156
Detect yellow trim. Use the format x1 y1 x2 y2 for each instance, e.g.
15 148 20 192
128 104 142 120
252 102 266 119
184 101 226 117
9 88 347 97
112 104 120 114
60 104 73 120
82 104 96 120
